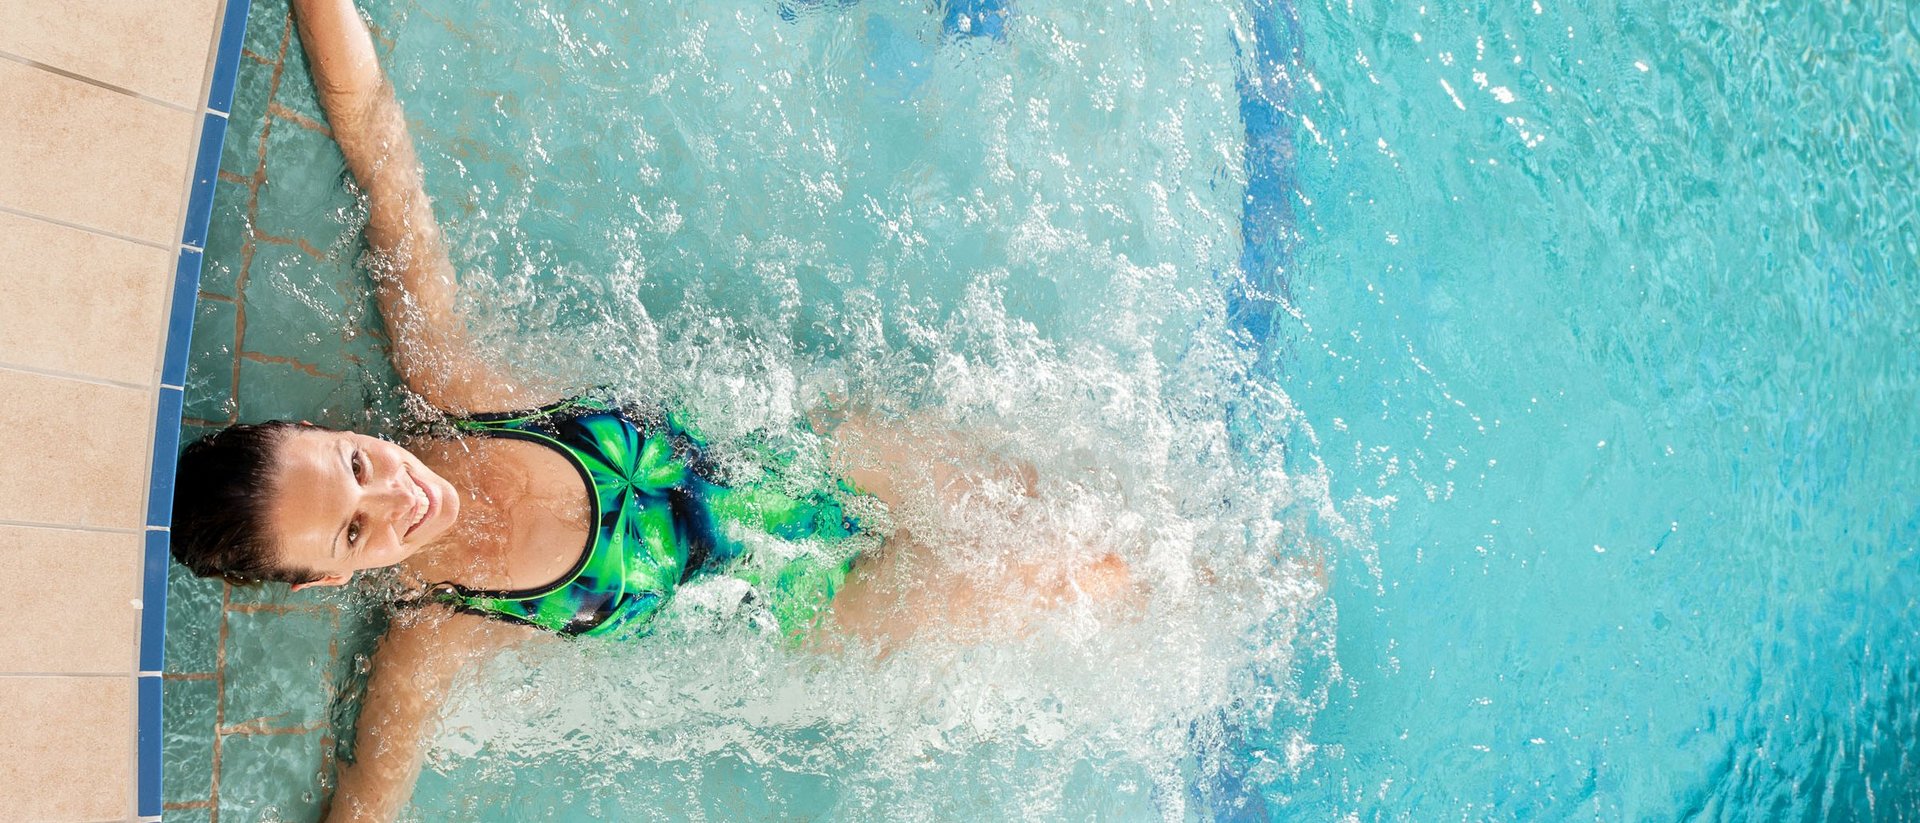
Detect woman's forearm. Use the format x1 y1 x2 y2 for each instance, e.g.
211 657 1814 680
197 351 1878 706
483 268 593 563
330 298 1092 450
290 0 383 107
291 0 458 340
322 623 453 822
323 611 528 822
290 0 542 413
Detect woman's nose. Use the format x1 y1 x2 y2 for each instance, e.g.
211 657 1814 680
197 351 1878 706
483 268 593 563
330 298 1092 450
375 473 413 512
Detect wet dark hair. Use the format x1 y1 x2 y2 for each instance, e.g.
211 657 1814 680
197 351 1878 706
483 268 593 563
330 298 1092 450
171 421 325 586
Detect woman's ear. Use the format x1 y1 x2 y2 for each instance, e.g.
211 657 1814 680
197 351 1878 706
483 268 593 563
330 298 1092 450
291 573 353 592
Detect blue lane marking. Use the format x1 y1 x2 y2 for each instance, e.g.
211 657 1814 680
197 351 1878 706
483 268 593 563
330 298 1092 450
1230 0 1300 349
1186 1 1302 817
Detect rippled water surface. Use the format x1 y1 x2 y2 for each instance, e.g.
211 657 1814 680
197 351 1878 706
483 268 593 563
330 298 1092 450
170 0 1917 819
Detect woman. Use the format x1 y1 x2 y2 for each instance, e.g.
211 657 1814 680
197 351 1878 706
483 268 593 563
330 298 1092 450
171 1 1133 820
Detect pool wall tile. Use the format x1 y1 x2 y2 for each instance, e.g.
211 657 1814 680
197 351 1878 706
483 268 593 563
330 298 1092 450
217 728 329 823
164 566 225 676
162 677 219 805
221 68 273 174
0 209 174 386
0 0 222 109
254 114 350 239
222 608 338 731
0 676 133 821
0 524 141 674
0 58 197 245
186 297 242 421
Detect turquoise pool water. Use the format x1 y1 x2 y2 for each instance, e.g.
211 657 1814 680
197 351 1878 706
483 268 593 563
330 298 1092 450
1267 1 1918 818
164 0 1917 819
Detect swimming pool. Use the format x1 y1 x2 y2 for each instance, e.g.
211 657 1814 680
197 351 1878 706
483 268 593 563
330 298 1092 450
163 0 1919 820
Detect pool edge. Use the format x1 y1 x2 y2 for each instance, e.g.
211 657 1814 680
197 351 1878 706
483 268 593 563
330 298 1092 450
140 0 253 820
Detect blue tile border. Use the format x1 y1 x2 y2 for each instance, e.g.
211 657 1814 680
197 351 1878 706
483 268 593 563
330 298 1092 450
147 387 185 528
138 675 165 817
141 529 171 672
162 250 203 388
180 113 230 249
207 0 254 114
145 1 255 820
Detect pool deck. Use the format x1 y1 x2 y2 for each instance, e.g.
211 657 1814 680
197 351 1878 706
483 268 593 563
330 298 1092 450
0 1 243 820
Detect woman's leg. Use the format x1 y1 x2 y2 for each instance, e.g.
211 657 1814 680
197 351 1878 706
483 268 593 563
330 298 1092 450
820 408 1039 514
829 530 1136 649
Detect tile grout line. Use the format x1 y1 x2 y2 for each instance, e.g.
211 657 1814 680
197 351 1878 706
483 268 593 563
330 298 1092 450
0 51 199 114
0 519 143 534
0 361 155 390
0 362 154 391
0 204 177 252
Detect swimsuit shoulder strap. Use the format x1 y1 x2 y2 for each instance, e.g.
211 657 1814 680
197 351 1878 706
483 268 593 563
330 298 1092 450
451 394 611 435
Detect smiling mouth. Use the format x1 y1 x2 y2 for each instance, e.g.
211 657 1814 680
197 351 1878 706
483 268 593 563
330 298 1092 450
403 468 436 539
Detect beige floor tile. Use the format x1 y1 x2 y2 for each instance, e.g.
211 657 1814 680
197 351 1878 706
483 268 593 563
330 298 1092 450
0 676 132 821
0 0 222 110
0 525 139 674
0 210 174 386
0 369 150 529
0 58 196 246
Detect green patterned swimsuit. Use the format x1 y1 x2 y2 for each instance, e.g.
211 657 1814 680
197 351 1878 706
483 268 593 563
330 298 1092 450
429 397 868 639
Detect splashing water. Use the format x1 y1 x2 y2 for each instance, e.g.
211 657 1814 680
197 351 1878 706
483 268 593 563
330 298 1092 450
327 0 1349 819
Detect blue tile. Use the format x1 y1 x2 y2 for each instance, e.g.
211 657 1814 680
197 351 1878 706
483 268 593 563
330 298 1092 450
138 675 164 817
142 529 170 672
181 113 230 249
148 387 185 527
163 250 204 388
206 0 255 113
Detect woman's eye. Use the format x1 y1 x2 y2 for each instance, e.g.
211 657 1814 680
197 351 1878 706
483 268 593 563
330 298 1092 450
347 519 362 547
352 451 367 482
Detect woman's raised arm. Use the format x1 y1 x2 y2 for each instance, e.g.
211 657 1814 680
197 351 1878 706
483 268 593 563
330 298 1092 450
292 0 553 415
324 610 525 823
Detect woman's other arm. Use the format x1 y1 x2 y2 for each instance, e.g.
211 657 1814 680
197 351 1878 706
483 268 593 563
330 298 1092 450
324 609 524 823
292 0 552 415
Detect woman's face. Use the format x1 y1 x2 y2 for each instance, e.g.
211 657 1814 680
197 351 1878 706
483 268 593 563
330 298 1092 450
266 428 461 588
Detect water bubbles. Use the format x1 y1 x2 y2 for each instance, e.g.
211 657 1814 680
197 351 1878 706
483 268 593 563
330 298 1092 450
354 0 1355 816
